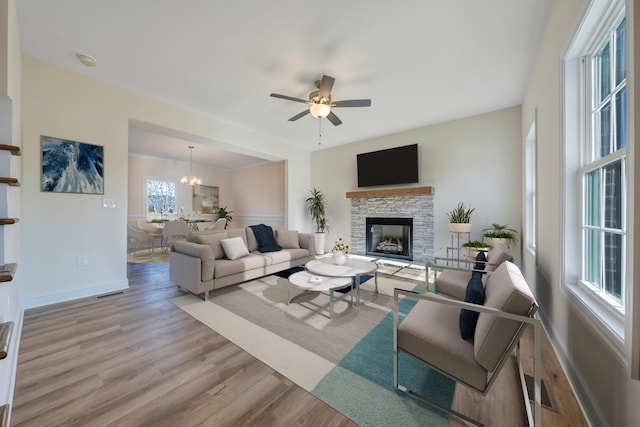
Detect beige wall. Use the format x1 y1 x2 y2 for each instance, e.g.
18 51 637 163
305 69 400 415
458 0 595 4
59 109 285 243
522 0 640 425
310 106 522 255
20 56 309 307
128 155 285 226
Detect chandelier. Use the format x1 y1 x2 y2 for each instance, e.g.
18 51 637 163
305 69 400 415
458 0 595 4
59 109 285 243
180 145 202 186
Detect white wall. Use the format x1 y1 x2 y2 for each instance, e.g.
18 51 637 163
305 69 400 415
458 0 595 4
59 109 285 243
20 56 310 307
521 0 640 425
310 106 522 256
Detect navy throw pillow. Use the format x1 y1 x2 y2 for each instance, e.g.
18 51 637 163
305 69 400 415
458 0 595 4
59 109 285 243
459 272 485 340
249 224 282 253
474 251 487 272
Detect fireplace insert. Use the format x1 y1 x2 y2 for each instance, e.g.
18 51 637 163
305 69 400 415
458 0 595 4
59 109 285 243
365 217 413 261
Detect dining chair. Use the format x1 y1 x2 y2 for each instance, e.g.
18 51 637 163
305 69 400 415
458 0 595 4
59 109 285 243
162 220 191 251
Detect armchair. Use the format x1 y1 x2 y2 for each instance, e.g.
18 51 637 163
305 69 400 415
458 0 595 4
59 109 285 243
127 224 152 255
136 218 163 248
427 243 513 300
394 261 542 426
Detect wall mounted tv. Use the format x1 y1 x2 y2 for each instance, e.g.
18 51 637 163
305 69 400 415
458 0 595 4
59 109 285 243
357 143 419 187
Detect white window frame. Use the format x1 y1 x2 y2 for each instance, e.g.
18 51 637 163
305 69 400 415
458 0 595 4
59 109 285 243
525 115 537 256
562 0 629 366
143 176 178 220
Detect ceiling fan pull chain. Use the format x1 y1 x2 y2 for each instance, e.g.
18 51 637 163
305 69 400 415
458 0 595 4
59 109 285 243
318 118 322 145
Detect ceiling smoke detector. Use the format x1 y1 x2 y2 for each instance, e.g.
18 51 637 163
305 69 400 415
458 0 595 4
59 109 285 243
76 53 96 67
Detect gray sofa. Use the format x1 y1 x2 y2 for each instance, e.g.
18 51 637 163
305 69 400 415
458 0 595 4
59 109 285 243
169 226 316 300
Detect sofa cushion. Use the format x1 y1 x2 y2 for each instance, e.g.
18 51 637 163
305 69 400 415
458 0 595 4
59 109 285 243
245 227 259 252
276 229 300 249
221 237 250 260
249 224 282 252
190 232 228 259
263 248 309 264
459 273 485 340
225 228 249 249
214 254 270 278
474 261 536 372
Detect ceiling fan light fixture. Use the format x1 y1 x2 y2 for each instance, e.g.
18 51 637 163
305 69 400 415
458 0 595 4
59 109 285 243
309 103 331 118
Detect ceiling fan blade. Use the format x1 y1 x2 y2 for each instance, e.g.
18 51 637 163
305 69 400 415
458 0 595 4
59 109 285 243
288 109 311 121
318 75 335 99
326 111 342 126
270 93 309 104
332 99 372 108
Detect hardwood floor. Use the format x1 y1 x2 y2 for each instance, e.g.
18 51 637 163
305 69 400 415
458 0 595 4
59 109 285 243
12 262 587 426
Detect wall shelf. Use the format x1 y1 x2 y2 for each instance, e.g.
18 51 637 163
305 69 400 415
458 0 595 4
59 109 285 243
0 144 20 156
0 219 18 225
0 264 17 283
0 177 19 187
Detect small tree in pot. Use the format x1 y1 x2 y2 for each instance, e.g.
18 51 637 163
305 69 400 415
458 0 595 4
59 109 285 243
306 188 330 254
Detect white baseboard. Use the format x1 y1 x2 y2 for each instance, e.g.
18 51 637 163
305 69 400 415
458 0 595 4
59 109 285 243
21 279 129 309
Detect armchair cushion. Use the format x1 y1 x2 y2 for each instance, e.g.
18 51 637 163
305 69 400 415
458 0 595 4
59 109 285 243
474 261 536 372
220 237 250 260
485 244 512 272
276 229 300 249
459 273 485 340
249 224 282 253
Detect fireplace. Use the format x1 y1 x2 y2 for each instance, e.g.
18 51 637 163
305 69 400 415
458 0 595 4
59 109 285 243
366 217 413 261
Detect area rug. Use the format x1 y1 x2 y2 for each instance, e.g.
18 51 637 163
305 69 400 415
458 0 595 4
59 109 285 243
171 274 455 426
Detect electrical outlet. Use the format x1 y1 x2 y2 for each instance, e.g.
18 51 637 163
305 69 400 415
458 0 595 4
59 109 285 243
77 255 88 266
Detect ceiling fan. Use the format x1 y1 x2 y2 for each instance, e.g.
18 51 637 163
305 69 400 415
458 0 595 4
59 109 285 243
270 74 371 126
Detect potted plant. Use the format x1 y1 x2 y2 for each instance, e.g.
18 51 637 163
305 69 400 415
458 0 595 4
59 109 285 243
216 206 234 229
446 202 475 234
305 188 330 254
482 223 519 249
461 240 492 260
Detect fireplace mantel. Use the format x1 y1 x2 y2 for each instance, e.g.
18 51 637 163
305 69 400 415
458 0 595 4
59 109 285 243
346 186 433 199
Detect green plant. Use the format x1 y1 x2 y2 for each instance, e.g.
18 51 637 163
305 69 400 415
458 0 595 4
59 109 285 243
482 223 519 243
462 240 492 249
216 206 234 228
446 202 475 223
305 188 329 233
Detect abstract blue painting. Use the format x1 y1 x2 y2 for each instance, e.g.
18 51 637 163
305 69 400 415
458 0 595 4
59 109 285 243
41 136 104 194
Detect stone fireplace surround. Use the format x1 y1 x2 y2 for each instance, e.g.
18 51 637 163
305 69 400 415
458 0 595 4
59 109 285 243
347 187 434 265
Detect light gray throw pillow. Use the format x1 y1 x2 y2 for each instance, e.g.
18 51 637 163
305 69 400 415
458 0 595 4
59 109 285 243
220 236 250 260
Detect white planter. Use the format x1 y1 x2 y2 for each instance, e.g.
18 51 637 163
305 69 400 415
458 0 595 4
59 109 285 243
461 246 490 261
332 250 347 265
314 232 326 254
483 236 512 249
448 223 472 235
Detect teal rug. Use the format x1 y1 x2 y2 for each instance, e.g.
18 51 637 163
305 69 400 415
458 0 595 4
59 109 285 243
171 276 455 427
314 298 454 426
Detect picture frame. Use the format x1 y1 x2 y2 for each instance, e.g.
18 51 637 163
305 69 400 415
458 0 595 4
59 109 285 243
193 185 219 213
41 136 104 194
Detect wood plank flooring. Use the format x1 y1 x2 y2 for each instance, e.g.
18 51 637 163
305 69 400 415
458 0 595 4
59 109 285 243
12 262 587 426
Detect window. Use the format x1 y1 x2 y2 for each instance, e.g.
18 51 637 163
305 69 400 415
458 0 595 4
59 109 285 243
525 117 537 255
144 177 177 220
562 0 628 361
581 13 626 308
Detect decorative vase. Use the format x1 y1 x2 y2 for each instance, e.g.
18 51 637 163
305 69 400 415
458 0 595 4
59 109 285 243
332 250 347 265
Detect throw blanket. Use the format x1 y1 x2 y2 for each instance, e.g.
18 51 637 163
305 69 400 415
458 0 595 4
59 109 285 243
249 224 282 252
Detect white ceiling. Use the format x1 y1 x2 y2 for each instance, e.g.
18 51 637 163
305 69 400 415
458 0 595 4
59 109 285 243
16 0 551 169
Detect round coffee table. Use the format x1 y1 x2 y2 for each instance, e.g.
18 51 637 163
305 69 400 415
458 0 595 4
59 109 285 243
288 271 354 318
305 257 378 305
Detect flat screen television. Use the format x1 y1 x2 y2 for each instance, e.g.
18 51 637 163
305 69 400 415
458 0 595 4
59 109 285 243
357 144 419 187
